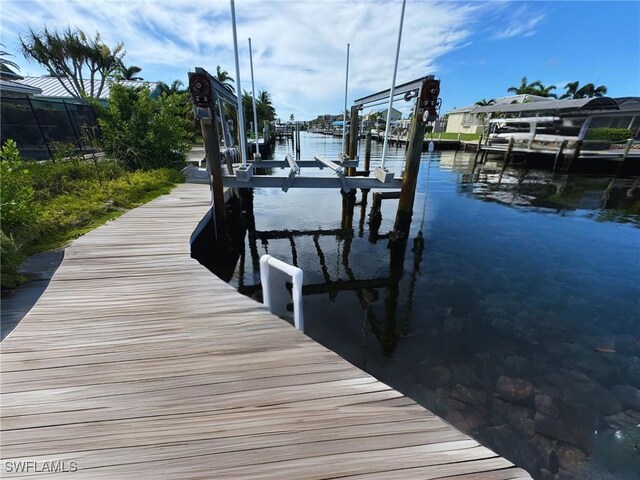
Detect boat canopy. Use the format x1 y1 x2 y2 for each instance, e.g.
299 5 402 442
475 97 619 114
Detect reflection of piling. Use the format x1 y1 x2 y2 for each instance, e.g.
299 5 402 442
358 189 370 237
341 190 357 230
368 191 400 243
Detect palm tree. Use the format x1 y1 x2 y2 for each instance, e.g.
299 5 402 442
507 77 543 95
560 81 608 100
475 99 495 106
0 44 20 75
215 65 234 93
257 90 275 123
157 79 186 95
120 64 143 81
575 83 608 99
537 84 557 98
19 27 124 99
560 81 580 99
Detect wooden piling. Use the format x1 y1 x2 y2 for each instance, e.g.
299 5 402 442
552 140 567 174
498 137 514 184
392 76 439 241
565 139 583 172
616 138 634 177
473 135 483 165
200 114 228 239
364 131 372 174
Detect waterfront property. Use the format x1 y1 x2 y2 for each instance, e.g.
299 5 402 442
0 183 531 479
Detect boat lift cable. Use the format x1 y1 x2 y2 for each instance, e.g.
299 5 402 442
380 0 407 169
230 0 248 168
419 140 435 232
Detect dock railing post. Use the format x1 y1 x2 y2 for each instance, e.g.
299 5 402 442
392 76 439 243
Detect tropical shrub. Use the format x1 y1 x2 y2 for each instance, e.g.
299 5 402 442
0 139 37 229
98 84 190 170
585 128 632 143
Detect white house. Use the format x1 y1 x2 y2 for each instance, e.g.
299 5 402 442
445 94 548 134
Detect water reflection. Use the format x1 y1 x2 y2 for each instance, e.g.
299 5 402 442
222 133 640 480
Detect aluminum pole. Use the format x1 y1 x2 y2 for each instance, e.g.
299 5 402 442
342 43 350 153
249 37 260 160
230 0 248 167
380 0 406 169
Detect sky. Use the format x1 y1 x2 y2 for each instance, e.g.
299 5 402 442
2 0 639 121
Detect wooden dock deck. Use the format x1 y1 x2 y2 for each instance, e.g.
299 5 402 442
1 183 531 479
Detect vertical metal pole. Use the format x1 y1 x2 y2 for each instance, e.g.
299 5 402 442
381 0 406 169
348 105 359 176
230 0 248 167
364 131 372 174
342 43 350 153
248 37 260 160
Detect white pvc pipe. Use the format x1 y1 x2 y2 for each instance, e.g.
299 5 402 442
230 0 248 167
342 43 350 153
248 38 260 159
380 0 406 169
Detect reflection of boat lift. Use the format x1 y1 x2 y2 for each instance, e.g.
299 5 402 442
237 187 425 357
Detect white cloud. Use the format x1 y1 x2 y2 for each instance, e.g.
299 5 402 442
2 0 489 120
492 4 545 40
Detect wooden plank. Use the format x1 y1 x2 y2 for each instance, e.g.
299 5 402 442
0 184 530 479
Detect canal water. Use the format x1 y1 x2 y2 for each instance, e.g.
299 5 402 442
219 132 639 479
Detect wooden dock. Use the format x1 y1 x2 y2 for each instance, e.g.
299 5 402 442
1 183 531 479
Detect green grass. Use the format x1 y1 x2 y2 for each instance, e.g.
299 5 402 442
424 132 481 141
1 156 184 288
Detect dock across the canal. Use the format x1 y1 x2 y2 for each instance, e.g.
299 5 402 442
1 183 531 479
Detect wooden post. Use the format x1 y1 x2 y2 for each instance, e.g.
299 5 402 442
616 138 634 177
364 131 372 174
473 135 483 165
348 105 359 177
200 113 228 239
498 137 514 184
552 140 567 174
392 76 438 241
566 140 583 172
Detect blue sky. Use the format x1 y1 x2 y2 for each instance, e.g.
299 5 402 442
2 0 639 121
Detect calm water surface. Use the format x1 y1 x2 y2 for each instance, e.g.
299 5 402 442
226 132 640 479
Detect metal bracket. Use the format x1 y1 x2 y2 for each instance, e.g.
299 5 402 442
314 154 350 192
